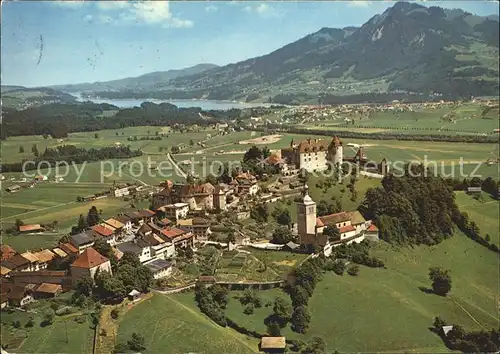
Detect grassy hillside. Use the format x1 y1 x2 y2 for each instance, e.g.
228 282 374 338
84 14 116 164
455 191 500 246
116 293 257 354
225 233 499 352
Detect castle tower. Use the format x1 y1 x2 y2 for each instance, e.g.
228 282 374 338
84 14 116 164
327 136 343 167
296 184 317 245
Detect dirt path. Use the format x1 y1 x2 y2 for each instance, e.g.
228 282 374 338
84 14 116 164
1 200 76 221
166 153 187 179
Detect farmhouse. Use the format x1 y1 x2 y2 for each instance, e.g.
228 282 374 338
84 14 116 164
35 283 62 298
104 218 125 234
91 224 116 244
112 184 130 197
70 231 95 254
20 249 56 271
18 224 45 233
2 254 31 272
161 227 194 249
177 217 211 242
70 247 112 283
6 185 21 193
281 137 343 172
296 184 378 254
116 241 153 264
115 215 133 231
260 337 286 353
1 283 35 307
156 202 189 221
145 259 173 279
233 172 260 196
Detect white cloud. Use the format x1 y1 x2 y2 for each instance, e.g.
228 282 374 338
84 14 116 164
255 3 270 13
91 1 193 28
51 1 88 8
83 14 93 22
96 1 131 11
347 1 373 8
205 5 218 12
242 3 283 19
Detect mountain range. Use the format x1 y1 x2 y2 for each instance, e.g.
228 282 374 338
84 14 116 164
53 2 499 102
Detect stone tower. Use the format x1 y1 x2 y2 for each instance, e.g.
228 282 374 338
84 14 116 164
296 184 317 245
327 136 343 167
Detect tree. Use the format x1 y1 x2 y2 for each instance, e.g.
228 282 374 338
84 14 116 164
32 144 39 157
127 332 146 352
15 218 24 230
291 305 311 333
250 204 268 223
189 139 195 146
94 133 99 139
433 316 446 331
75 275 95 297
429 267 452 296
77 214 88 231
42 313 54 326
271 226 294 244
272 297 292 327
276 209 292 227
332 260 346 276
244 303 255 315
211 284 229 308
323 224 340 241
266 321 282 336
301 337 327 354
87 206 100 226
25 317 35 328
347 264 360 276
171 146 180 154
19 146 24 153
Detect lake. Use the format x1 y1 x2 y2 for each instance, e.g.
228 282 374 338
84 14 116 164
72 92 272 110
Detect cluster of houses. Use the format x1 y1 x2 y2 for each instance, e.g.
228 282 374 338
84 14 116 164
152 172 260 212
0 204 214 308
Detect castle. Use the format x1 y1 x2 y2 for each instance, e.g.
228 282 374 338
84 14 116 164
295 184 378 255
280 137 343 172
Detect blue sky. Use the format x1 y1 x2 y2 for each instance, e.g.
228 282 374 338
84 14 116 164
2 1 498 87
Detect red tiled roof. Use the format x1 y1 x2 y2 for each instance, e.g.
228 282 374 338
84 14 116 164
339 225 356 233
367 224 378 232
92 225 114 237
161 228 186 240
318 212 351 225
71 248 108 269
60 243 78 254
1 245 16 261
36 283 62 294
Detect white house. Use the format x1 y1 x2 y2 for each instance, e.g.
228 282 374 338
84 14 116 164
145 259 173 279
158 203 189 221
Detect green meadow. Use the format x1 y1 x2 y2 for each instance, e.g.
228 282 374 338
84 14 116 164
116 293 257 354
455 191 500 246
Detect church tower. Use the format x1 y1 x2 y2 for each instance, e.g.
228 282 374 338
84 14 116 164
296 184 317 245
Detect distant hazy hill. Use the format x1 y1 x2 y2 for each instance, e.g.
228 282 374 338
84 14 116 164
51 63 219 92
162 2 498 101
1 87 77 109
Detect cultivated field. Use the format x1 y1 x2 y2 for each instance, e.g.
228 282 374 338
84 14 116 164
215 249 308 282
225 233 499 352
116 293 257 354
294 102 500 136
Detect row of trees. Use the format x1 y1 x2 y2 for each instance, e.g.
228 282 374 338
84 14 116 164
444 176 499 199
194 283 230 327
